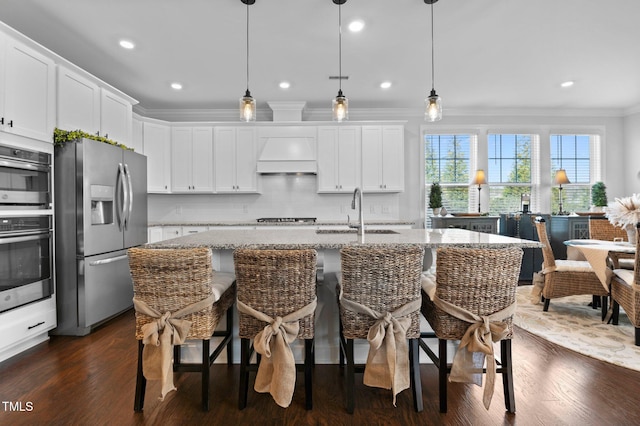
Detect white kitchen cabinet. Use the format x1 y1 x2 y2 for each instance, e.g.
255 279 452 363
182 226 209 235
144 121 172 193
131 117 144 153
100 89 132 146
0 33 55 142
162 226 183 240
0 297 56 363
147 226 163 243
171 127 214 193
56 66 100 134
214 127 258 193
317 126 361 193
361 125 404 192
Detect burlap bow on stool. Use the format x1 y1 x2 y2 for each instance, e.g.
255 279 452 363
133 295 215 400
340 294 421 406
237 297 317 408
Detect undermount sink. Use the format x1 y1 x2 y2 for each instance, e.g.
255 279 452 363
315 229 399 235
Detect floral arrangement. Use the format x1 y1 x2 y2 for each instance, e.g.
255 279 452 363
604 193 640 229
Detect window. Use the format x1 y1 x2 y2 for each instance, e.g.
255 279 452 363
424 134 472 219
487 134 533 215
550 134 597 213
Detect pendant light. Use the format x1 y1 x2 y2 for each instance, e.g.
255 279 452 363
424 0 442 122
239 0 256 122
332 0 348 122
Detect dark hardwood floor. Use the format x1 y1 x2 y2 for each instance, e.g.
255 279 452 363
2 308 640 426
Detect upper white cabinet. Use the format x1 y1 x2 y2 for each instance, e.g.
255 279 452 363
0 33 55 142
56 66 100 134
57 66 134 148
171 127 214 193
361 125 404 192
214 127 258 193
100 89 132 146
143 121 171 193
317 126 361 193
131 116 144 153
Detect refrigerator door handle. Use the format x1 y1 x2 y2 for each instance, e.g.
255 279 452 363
88 254 129 266
116 163 128 231
124 163 133 230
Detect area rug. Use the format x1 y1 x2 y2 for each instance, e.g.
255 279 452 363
513 285 640 371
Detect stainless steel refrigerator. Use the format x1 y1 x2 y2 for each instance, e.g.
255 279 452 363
54 138 147 336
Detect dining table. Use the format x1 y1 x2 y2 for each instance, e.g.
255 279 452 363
564 239 636 290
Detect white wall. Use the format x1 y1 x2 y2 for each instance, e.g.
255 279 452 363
147 107 628 226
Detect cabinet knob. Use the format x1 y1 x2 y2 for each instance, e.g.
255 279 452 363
8 120 13 128
0 117 3 125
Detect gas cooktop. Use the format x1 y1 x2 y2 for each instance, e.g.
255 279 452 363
256 217 317 223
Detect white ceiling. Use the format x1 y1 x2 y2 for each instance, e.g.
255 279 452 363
2 0 639 115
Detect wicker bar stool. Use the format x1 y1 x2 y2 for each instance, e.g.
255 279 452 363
337 244 424 414
535 218 608 316
129 247 235 412
233 248 317 410
420 247 523 413
611 222 640 345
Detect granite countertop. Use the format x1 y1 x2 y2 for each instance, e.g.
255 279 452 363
148 220 416 227
147 227 542 250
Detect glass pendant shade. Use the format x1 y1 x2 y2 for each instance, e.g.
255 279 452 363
240 90 256 122
332 90 348 122
425 89 442 122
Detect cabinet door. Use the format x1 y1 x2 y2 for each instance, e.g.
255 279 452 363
57 67 100 134
234 127 257 192
131 117 144 153
191 127 214 192
144 122 171 193
171 127 193 192
317 127 339 192
361 126 383 191
214 127 237 192
162 226 182 240
147 227 163 243
336 127 361 192
380 126 404 191
100 89 132 146
1 35 55 142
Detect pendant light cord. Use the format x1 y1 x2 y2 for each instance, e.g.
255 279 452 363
338 2 342 93
430 1 435 91
246 2 250 93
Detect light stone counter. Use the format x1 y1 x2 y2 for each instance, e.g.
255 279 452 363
145 228 540 365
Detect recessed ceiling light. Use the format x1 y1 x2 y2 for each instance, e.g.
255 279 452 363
561 81 574 88
171 82 183 90
348 20 365 32
279 81 291 89
380 81 392 89
119 40 135 49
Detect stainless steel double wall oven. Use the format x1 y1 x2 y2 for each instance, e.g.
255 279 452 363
0 143 54 313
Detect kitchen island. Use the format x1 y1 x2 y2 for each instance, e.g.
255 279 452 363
146 228 540 364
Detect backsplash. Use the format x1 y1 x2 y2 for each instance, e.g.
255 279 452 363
148 174 401 223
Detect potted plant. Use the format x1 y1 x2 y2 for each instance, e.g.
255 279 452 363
428 182 443 216
591 182 608 212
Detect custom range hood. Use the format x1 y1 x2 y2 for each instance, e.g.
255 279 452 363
256 102 317 174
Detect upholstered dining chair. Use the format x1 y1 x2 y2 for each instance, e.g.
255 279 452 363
128 247 236 412
336 244 424 414
534 218 609 316
610 222 640 345
233 248 317 410
420 246 523 413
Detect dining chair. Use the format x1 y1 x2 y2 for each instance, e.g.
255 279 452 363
534 218 608 316
233 248 317 410
420 246 523 413
336 244 424 414
589 216 634 269
610 222 640 345
129 247 236 412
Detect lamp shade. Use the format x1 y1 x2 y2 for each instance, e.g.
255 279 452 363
554 169 570 185
471 169 487 185
240 90 256 122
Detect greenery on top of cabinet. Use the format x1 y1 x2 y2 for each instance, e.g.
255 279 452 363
53 128 132 150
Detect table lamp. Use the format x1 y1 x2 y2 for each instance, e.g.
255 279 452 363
471 169 487 213
554 169 570 215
